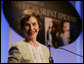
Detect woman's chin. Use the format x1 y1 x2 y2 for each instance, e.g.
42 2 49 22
29 35 36 39
25 33 38 40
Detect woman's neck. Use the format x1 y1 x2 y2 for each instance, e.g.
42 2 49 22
25 38 39 48
25 38 36 42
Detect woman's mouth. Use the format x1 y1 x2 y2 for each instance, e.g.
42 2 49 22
30 31 35 35
27 31 36 35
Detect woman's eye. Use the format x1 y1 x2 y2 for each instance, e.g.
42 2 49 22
33 23 36 26
25 24 30 27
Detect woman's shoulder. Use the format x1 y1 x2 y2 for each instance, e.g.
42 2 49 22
9 40 29 54
10 40 26 49
39 43 49 51
39 43 50 58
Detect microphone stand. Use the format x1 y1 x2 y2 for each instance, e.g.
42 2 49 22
48 45 54 63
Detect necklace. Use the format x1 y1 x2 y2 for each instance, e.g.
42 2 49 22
26 41 46 63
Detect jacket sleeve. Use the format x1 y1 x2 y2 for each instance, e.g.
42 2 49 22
7 46 22 63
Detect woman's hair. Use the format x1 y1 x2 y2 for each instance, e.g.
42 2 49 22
20 9 43 30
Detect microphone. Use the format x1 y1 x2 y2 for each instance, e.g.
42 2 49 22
48 45 54 63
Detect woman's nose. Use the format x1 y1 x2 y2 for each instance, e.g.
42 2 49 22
30 25 34 31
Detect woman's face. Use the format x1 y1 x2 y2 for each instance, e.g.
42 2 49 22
63 22 70 32
23 16 39 40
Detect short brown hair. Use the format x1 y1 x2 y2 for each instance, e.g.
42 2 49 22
20 9 43 30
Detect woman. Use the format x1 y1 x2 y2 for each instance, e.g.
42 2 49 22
7 9 50 63
47 27 53 47
60 21 70 46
